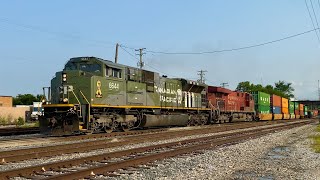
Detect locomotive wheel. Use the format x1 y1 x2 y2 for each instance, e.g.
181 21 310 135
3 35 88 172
104 128 113 133
187 119 195 126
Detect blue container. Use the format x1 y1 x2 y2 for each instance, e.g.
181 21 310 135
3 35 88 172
271 106 281 114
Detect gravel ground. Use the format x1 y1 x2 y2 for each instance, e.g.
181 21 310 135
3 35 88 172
0 121 299 172
104 123 320 180
1 121 318 180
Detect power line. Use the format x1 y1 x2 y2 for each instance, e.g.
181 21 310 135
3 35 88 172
309 0 320 34
119 45 177 77
304 0 320 43
0 17 135 49
145 28 320 55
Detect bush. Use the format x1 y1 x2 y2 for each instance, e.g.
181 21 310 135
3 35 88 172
0 116 6 125
16 117 25 126
7 114 13 124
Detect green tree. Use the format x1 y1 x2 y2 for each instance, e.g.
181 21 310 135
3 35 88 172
36 94 46 102
274 81 294 98
235 81 294 98
236 81 251 92
13 94 38 105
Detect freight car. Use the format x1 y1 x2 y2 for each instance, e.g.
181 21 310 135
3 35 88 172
251 91 308 120
40 57 217 135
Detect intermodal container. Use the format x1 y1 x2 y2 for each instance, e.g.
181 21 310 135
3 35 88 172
271 95 281 107
289 101 294 114
255 105 270 114
294 102 299 111
282 107 289 114
300 110 304 116
299 104 304 111
294 102 300 115
281 98 288 108
271 106 281 114
304 106 308 116
252 91 270 106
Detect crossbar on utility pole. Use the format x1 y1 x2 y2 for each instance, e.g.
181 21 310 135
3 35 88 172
197 70 207 84
135 48 146 69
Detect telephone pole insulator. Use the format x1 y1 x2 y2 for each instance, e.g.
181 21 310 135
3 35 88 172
220 82 229 88
135 48 146 69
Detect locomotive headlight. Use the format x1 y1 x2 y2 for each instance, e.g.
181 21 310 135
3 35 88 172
62 73 67 82
63 98 68 103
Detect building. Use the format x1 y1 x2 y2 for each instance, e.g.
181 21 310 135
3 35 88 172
295 100 320 110
0 96 13 107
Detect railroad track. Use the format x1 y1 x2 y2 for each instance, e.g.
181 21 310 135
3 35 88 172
0 120 299 163
0 120 312 179
0 127 39 136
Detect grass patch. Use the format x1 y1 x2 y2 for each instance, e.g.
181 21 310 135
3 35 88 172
18 121 39 128
312 124 320 153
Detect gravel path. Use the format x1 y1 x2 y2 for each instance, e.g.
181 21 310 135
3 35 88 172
107 123 320 180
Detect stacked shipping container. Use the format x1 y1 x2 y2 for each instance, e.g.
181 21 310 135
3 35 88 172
270 94 282 120
281 97 290 119
289 101 295 119
252 91 272 120
299 104 304 118
304 105 308 116
294 102 300 119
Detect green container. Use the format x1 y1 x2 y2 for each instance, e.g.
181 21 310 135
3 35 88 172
294 102 299 111
252 91 270 106
304 105 308 115
255 104 270 114
289 101 294 114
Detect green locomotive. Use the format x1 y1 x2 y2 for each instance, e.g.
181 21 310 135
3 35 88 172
40 57 213 135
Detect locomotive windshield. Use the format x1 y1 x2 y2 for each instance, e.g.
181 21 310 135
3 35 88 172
79 63 101 73
64 61 101 73
64 62 77 70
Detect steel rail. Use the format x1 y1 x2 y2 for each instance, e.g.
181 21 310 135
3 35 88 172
0 121 310 179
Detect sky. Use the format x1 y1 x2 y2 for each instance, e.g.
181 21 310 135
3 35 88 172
0 1 320 100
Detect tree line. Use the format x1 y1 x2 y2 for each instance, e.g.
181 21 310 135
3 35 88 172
235 80 294 99
13 94 45 106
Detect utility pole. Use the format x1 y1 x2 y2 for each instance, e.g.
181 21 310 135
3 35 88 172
197 70 207 84
135 48 146 69
114 43 119 63
220 82 229 88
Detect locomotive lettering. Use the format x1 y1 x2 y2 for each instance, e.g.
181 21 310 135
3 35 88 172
154 85 182 104
109 82 119 90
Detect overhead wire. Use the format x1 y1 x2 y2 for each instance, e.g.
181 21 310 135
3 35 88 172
0 17 123 49
309 0 320 34
304 0 320 44
140 28 320 55
119 45 178 77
